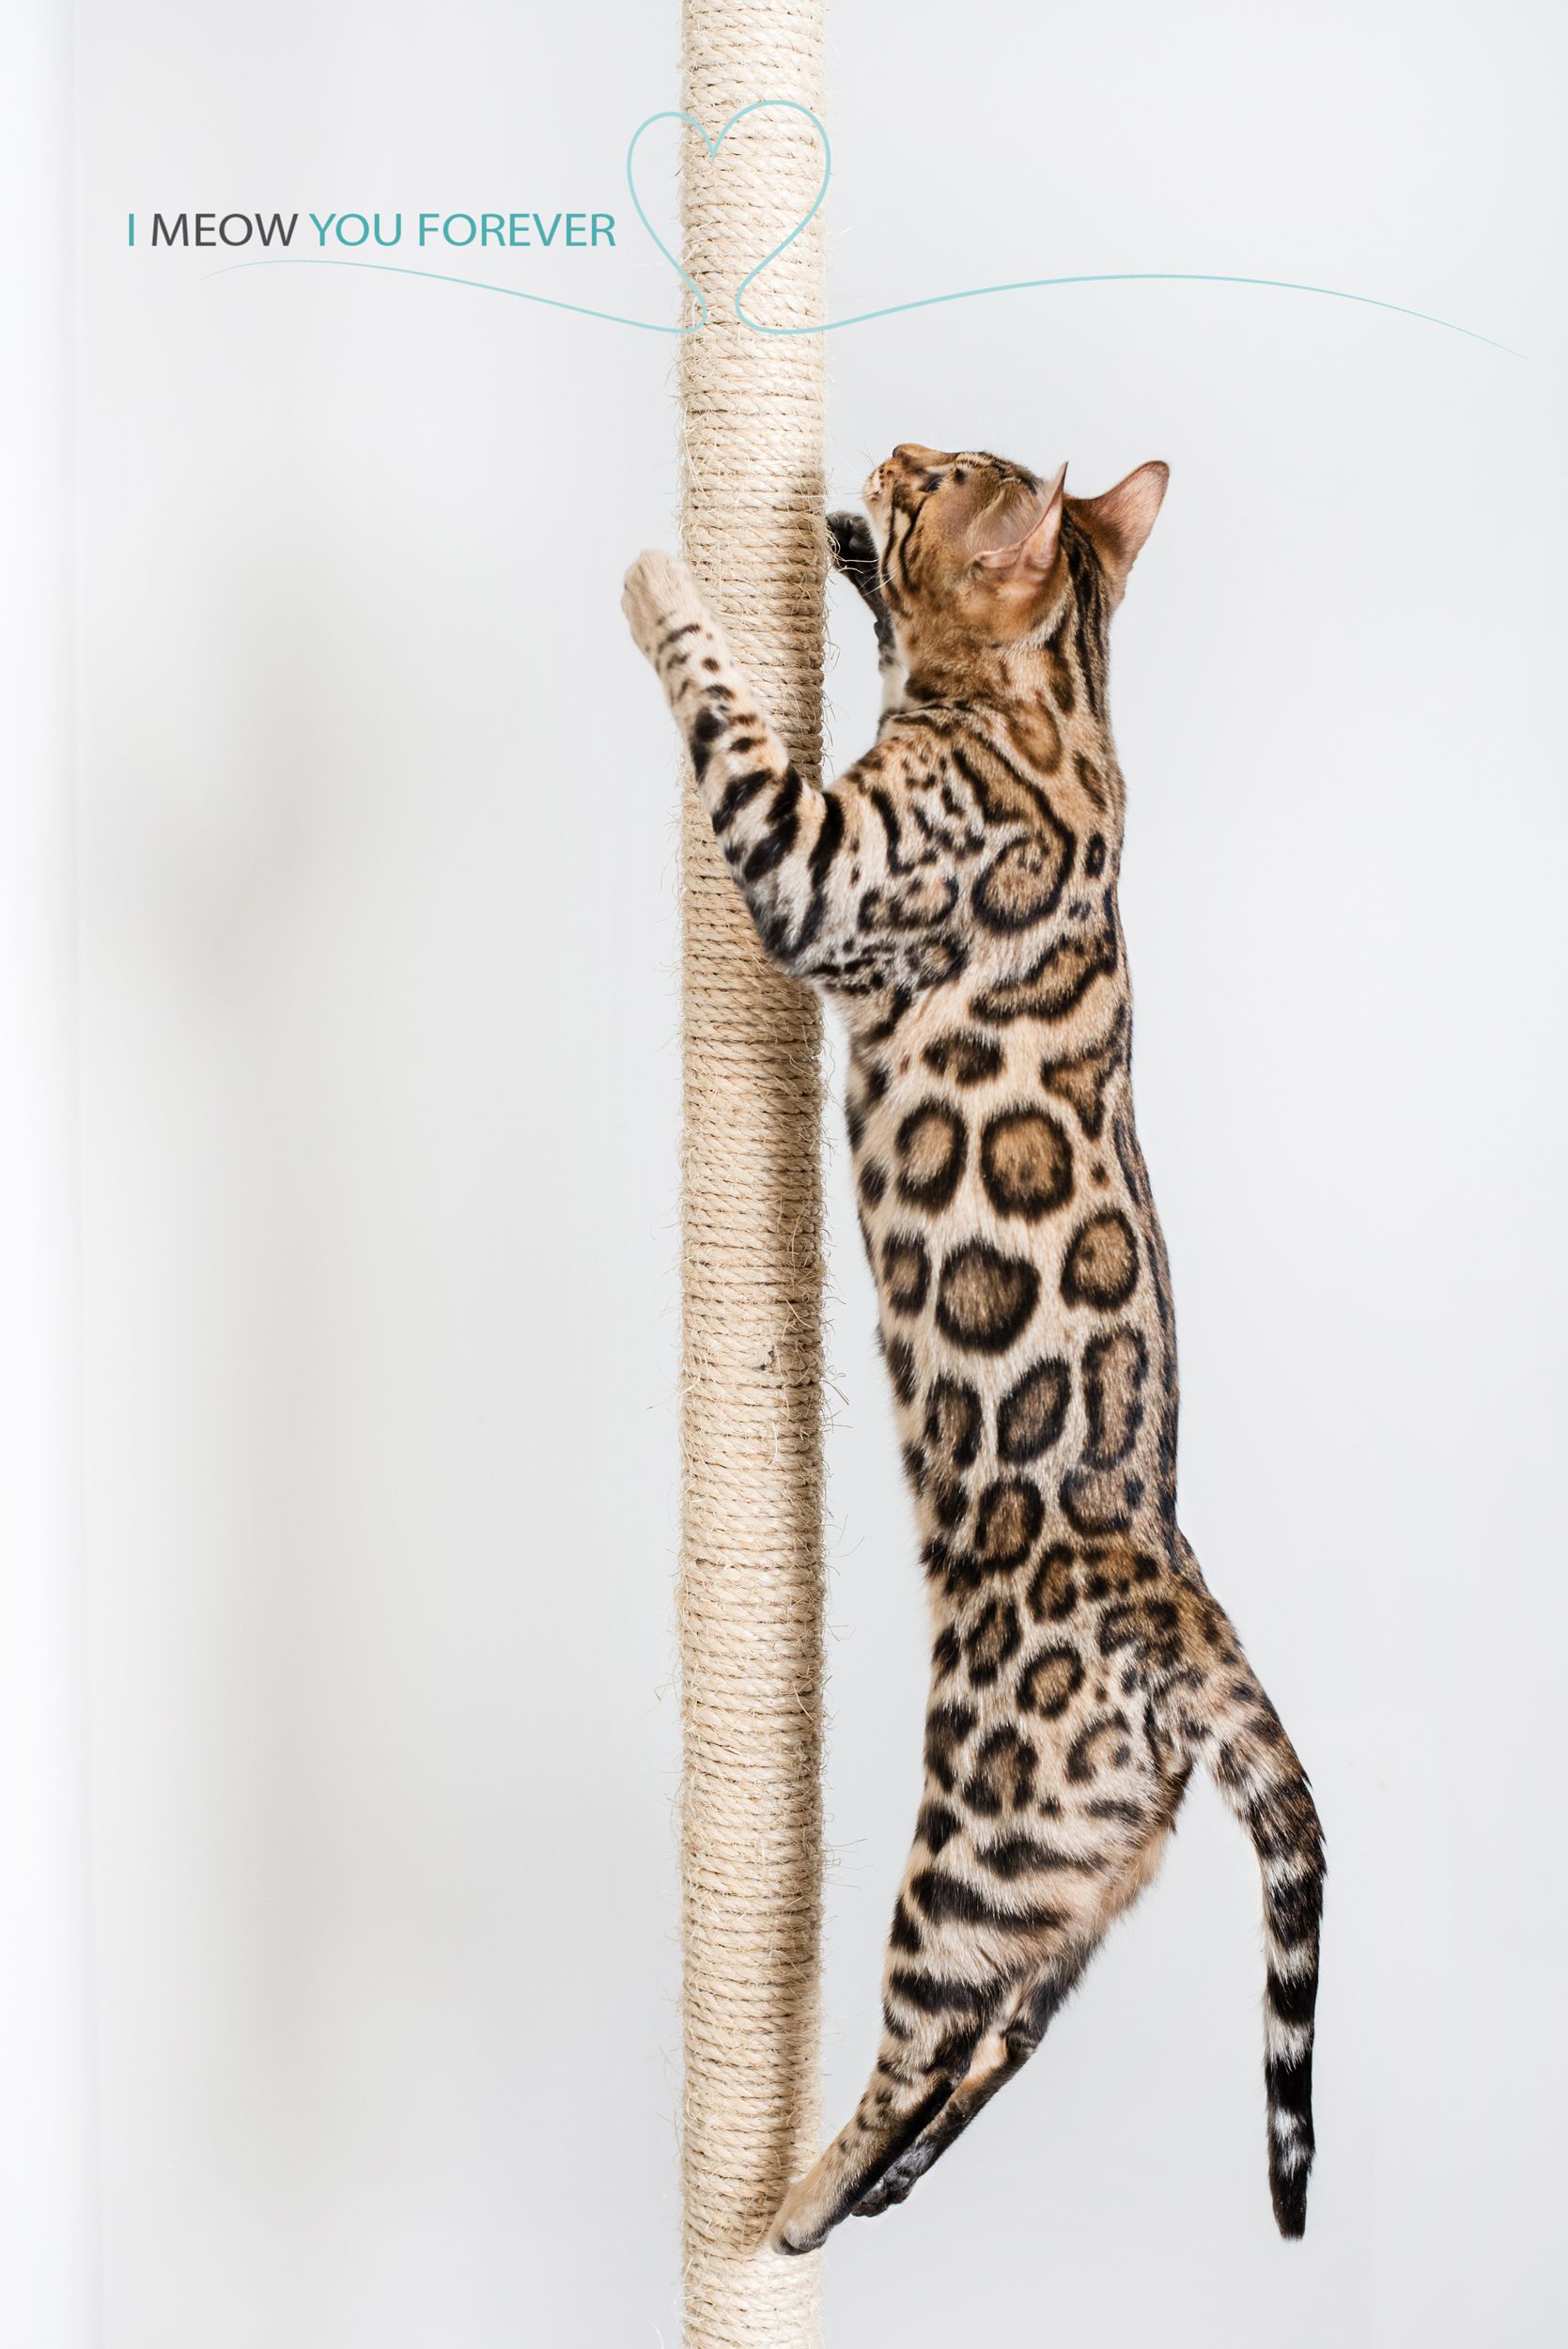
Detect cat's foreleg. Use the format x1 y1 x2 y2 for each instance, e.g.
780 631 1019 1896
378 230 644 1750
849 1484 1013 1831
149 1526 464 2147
622 549 841 957
825 510 884 614
828 510 906 720
623 550 949 986
621 547 779 769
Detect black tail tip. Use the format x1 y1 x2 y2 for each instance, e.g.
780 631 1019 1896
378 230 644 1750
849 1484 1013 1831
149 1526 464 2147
1270 2158 1311 2239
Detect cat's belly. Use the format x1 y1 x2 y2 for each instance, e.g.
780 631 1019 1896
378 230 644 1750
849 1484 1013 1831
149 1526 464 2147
846 988 1177 1582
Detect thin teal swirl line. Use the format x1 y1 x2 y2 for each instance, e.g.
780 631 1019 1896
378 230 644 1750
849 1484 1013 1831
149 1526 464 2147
203 101 1520 357
759 267 1521 355
699 103 1518 354
206 101 831 334
199 254 691 334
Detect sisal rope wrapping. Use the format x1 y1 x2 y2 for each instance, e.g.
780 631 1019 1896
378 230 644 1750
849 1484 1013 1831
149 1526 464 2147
675 9 828 2346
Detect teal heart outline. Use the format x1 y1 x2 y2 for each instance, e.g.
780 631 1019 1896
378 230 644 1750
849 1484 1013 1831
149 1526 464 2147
624 99 831 334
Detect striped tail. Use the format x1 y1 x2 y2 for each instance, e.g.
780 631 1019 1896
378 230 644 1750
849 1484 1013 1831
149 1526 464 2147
1191 1640 1325 2236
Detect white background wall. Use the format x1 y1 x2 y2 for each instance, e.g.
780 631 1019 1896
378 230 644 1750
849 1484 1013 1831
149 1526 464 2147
1 10 97 2347
55 2 1568 2343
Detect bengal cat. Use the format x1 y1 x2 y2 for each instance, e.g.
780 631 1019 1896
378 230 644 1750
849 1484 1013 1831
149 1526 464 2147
623 443 1324 2255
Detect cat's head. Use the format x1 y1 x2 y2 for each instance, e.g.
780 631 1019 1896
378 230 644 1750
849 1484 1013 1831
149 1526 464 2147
862 443 1168 674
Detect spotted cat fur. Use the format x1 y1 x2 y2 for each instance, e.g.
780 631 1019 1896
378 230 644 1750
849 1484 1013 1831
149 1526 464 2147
624 443 1324 2255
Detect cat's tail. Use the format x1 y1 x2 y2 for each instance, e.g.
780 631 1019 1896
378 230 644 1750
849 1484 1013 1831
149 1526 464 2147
1180 1602 1325 2237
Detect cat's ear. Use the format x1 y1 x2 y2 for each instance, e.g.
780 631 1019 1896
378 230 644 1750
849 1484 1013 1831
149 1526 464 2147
1073 461 1169 592
976 462 1068 580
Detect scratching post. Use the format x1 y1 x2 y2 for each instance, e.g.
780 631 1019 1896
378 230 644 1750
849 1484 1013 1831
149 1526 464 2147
675 8 828 2346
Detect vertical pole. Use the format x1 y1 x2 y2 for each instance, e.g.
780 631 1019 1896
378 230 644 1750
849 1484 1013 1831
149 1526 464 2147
675 11 828 2347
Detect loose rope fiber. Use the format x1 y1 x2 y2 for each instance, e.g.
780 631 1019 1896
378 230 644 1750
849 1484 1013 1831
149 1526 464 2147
675 8 828 2346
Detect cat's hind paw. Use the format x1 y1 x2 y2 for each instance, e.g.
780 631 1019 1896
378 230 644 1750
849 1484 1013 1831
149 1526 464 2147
766 2170 834 2259
766 2101 951 2257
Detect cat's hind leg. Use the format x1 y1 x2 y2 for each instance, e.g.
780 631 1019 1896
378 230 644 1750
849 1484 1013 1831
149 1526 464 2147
850 1766 1191 2219
768 1825 1141 2254
768 1596 1199 2255
849 1956 1087 2218
766 1970 1000 2256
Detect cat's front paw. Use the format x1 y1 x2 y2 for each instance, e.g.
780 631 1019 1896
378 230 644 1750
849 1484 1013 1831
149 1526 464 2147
827 511 885 611
827 509 876 573
622 550 706 665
